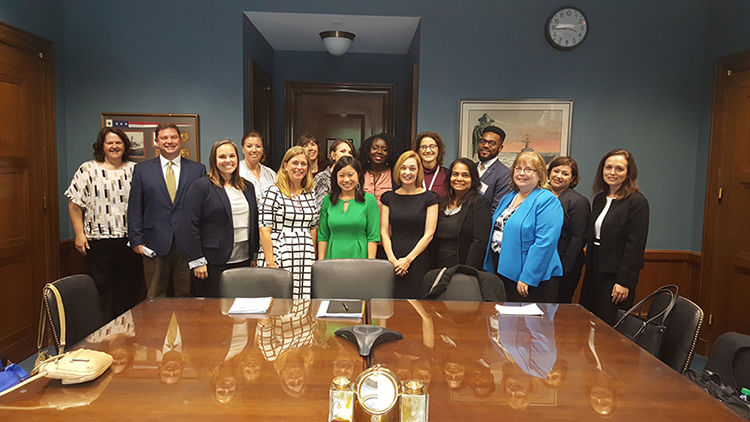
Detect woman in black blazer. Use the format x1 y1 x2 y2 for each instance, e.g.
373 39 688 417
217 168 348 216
579 149 649 325
184 139 260 297
430 158 491 270
547 157 590 303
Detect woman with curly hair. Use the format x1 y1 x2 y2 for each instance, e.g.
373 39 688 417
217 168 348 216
359 132 399 209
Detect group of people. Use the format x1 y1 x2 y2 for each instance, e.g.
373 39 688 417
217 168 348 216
67 123 648 326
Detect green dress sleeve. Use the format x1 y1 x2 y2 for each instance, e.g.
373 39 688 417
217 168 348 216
318 195 331 242
365 194 381 242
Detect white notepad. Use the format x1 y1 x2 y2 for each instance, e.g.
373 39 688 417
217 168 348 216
315 300 364 319
227 297 273 315
495 303 545 316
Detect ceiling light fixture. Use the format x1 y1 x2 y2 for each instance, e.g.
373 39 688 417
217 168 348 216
319 30 355 57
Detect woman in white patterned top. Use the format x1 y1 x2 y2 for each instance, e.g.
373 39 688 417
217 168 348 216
65 127 143 320
258 146 319 299
313 139 354 210
238 131 276 204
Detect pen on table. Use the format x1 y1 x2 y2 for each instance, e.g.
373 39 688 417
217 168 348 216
342 302 350 311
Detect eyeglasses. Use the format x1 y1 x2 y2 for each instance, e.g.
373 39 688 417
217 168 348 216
478 139 498 147
419 144 438 151
513 167 537 175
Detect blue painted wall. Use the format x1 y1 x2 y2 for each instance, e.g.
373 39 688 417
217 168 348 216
0 0 69 237
3 0 747 251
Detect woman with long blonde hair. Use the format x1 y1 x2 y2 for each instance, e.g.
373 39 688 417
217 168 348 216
258 146 318 298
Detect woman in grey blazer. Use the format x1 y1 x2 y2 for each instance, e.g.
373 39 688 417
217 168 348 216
579 149 649 325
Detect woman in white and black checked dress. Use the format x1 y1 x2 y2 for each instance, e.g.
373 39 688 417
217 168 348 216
258 147 319 298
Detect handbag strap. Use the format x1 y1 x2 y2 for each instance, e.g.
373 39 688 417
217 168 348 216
614 284 679 331
37 283 67 355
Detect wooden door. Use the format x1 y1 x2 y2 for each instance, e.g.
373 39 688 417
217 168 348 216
285 82 395 154
249 59 273 164
0 22 58 361
701 50 750 346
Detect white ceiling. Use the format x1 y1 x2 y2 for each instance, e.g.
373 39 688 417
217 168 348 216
244 12 420 55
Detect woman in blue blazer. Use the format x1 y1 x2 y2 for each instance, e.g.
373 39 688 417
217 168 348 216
184 139 260 297
484 152 563 303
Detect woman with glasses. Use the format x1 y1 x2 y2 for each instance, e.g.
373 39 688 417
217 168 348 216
430 158 491 270
484 151 564 303
414 132 448 197
579 149 649 326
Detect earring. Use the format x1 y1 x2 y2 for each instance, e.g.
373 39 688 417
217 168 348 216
356 182 361 191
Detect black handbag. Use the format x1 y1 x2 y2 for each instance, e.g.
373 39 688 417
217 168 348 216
613 284 678 356
685 369 750 419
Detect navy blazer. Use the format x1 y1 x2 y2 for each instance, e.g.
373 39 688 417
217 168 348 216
478 159 511 213
587 191 649 289
183 177 260 266
483 188 564 287
556 188 591 273
127 157 207 256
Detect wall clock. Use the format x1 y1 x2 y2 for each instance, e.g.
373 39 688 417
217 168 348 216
545 7 588 51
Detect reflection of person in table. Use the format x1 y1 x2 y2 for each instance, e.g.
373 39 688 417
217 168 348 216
84 310 137 375
255 300 325 397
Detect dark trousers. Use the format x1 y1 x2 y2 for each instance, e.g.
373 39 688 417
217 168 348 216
193 259 252 298
555 255 585 303
579 245 637 326
500 274 559 303
143 240 191 298
86 237 144 320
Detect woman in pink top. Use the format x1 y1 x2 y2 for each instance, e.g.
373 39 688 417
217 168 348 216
359 132 399 209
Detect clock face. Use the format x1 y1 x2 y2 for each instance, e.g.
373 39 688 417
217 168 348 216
546 8 588 50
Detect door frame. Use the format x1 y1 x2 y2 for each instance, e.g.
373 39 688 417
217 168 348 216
284 81 396 150
0 21 59 358
700 49 750 346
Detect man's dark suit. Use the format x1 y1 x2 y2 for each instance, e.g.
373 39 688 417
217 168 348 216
128 157 206 297
479 159 511 213
182 177 260 297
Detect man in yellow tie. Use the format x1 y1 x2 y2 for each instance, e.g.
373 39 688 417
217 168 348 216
128 123 206 297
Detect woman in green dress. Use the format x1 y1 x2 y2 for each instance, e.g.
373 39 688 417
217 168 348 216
318 156 380 259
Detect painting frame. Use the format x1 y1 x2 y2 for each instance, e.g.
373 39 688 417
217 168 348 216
101 113 200 163
458 99 573 167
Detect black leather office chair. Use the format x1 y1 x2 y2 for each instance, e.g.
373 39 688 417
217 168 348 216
219 267 294 298
421 265 506 302
44 274 108 354
647 292 704 373
704 332 750 391
311 259 395 301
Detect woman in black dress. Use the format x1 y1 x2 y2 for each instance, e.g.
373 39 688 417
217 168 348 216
381 151 439 298
579 149 649 325
547 157 590 303
430 158 491 270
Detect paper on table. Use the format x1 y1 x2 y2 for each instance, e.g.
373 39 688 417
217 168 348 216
228 297 273 315
315 300 364 319
495 303 545 316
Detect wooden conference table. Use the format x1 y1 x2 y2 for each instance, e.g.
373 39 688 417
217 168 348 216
0 298 743 421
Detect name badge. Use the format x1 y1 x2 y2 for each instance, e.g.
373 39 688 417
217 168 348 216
480 182 489 195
